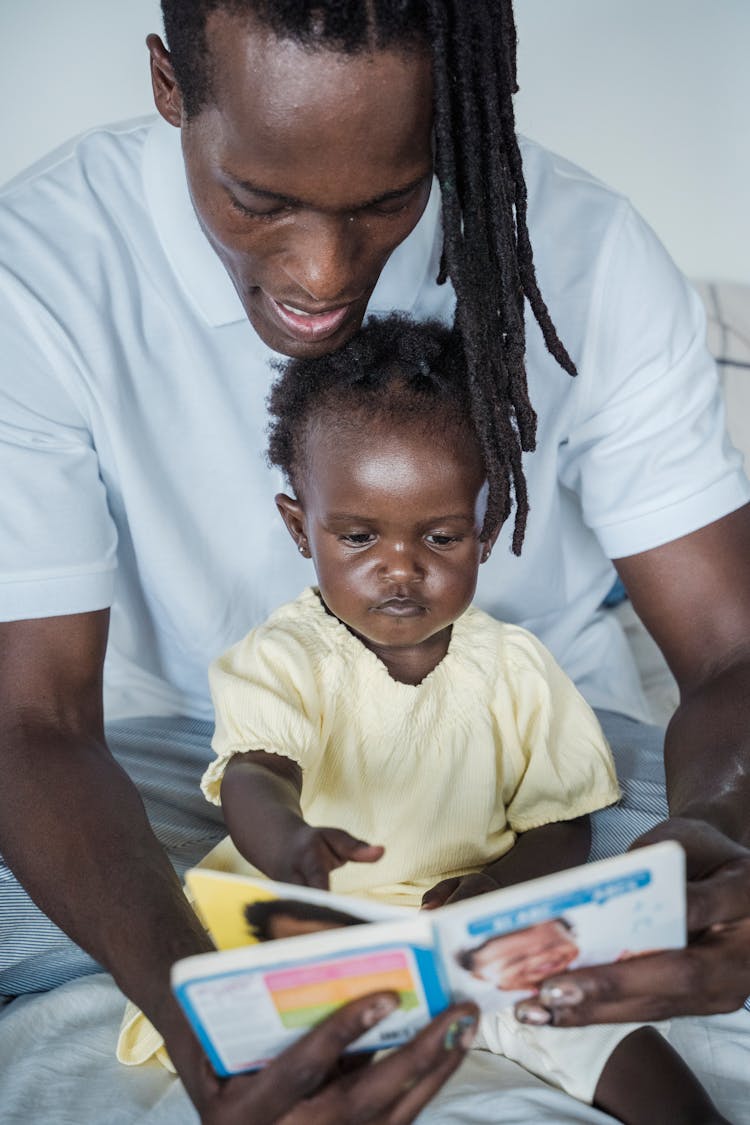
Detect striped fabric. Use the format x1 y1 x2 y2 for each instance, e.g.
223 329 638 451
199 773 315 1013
0 711 747 1013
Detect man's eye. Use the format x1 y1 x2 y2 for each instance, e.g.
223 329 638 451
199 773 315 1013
367 199 411 217
341 533 374 545
366 184 425 217
229 196 289 219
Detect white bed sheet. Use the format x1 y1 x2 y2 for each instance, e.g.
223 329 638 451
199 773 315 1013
1 973 748 1124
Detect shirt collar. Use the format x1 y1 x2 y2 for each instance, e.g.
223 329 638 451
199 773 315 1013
142 115 443 329
143 117 246 328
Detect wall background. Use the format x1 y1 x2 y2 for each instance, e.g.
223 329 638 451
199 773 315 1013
2 0 748 282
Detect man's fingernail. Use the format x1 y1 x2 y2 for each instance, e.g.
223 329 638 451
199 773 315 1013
515 1003 552 1026
361 995 398 1028
444 1015 476 1050
539 982 583 1006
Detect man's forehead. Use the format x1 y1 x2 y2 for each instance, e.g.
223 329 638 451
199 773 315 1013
203 7 431 107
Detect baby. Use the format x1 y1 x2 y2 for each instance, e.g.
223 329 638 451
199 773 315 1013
197 313 725 1121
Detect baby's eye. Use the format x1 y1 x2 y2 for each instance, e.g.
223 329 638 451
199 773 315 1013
341 533 374 546
425 534 461 547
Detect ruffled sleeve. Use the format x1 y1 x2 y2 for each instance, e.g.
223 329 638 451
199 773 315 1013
201 612 323 805
495 627 621 832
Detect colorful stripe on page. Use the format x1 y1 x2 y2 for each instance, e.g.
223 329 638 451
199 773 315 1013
265 950 419 1029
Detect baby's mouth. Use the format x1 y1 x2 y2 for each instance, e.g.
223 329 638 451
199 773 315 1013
372 597 426 617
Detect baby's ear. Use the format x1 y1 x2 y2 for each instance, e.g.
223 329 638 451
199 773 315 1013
275 493 311 558
480 518 503 563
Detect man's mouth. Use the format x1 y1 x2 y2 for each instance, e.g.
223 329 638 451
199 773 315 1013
265 295 354 342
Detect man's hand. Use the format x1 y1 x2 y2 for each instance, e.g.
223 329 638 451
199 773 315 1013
514 818 750 1027
277 823 384 890
170 992 478 1124
421 872 499 910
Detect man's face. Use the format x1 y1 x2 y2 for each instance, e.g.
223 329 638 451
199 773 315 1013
153 12 434 358
469 921 579 992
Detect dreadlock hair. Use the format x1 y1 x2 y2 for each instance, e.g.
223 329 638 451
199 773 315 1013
160 0 576 553
267 313 491 524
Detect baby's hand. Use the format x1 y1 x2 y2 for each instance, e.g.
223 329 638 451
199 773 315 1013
284 824 384 890
421 872 499 911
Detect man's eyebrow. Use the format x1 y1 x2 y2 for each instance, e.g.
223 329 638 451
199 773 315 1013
226 174 430 211
324 513 475 524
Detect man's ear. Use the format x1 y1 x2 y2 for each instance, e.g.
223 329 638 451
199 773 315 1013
146 34 183 127
275 494 311 558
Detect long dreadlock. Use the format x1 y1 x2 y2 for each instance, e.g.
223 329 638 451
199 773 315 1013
160 0 576 554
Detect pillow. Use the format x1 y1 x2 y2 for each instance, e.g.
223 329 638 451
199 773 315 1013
694 280 750 466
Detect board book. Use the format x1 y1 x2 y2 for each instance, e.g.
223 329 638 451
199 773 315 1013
172 841 685 1076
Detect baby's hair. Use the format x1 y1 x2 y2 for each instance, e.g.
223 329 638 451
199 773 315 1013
266 313 496 535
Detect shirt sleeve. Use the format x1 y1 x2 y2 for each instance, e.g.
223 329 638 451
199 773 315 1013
0 272 117 620
202 621 323 804
559 202 750 559
497 629 621 832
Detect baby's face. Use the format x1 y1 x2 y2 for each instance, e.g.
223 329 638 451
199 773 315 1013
286 420 491 674
469 920 579 991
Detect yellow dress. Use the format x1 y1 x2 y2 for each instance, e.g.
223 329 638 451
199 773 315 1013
201 587 620 907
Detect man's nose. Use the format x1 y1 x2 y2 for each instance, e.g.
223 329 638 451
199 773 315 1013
280 215 362 305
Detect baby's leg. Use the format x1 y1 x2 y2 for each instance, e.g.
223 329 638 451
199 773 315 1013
594 1027 729 1124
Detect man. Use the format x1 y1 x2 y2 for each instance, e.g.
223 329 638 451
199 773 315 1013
1 2 749 1121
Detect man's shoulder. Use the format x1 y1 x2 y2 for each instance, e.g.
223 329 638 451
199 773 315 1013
1 116 155 199
519 135 627 211
0 117 156 272
519 135 629 254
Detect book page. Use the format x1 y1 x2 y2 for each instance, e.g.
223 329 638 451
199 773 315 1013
433 841 686 1012
173 921 445 1076
186 867 407 951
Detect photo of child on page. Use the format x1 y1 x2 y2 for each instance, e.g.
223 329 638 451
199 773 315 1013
457 918 579 992
120 314 728 1122
244 898 364 942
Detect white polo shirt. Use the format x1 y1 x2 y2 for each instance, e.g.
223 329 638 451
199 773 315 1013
1 117 747 722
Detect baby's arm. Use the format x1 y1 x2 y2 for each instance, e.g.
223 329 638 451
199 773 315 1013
483 815 590 888
593 1027 729 1124
423 816 590 908
221 750 383 889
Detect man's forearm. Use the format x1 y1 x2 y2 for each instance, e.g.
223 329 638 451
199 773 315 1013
0 717 211 1036
665 657 750 847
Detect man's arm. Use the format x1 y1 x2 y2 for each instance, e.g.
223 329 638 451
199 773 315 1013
616 502 750 844
0 611 214 1075
515 503 750 1027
